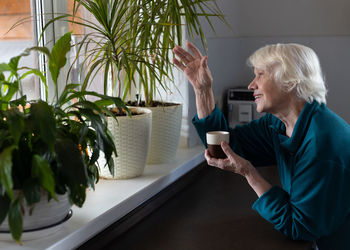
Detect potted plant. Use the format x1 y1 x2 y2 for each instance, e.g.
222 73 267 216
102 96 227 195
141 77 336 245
0 32 126 243
41 0 229 168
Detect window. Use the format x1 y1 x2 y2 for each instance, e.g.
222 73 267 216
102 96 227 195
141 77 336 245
0 0 84 102
0 0 39 101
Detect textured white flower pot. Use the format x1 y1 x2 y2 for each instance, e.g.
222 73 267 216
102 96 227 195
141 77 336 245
99 107 152 179
146 103 183 164
0 191 70 232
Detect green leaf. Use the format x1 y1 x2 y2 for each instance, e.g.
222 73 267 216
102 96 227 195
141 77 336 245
0 195 10 225
55 138 88 189
8 56 21 74
56 83 81 106
78 108 116 164
22 179 41 206
0 146 15 200
32 155 56 199
0 63 12 73
49 32 72 86
68 183 86 207
24 46 50 58
5 108 24 144
19 68 48 101
107 156 115 177
1 80 19 104
29 101 56 152
9 96 27 108
8 198 22 244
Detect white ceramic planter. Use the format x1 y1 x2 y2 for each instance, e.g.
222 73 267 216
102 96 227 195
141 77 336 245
99 107 152 179
146 103 183 164
0 192 70 231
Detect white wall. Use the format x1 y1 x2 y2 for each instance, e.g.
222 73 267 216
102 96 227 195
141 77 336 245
186 0 350 147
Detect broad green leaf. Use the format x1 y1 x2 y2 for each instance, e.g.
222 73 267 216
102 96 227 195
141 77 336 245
107 156 114 177
89 145 100 166
8 198 22 243
29 101 56 152
8 56 21 74
9 95 27 109
5 109 24 144
55 138 88 190
19 68 47 101
25 46 51 58
49 32 72 86
78 108 116 163
68 183 86 207
87 163 99 189
0 63 12 73
0 195 10 225
22 179 41 206
0 146 15 200
2 80 19 104
32 155 56 199
19 67 46 83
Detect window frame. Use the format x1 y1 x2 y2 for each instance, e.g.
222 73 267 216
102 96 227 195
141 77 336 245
32 0 69 102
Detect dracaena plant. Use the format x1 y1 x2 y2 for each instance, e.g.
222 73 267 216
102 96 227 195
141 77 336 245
0 32 127 243
39 0 229 106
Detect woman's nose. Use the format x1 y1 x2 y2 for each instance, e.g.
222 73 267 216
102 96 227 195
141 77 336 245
248 80 256 90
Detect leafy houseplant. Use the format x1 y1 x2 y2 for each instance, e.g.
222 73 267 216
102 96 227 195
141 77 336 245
41 0 229 164
43 0 228 105
0 32 126 243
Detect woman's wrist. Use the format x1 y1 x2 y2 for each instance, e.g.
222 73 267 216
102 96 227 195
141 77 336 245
245 167 272 198
195 88 215 119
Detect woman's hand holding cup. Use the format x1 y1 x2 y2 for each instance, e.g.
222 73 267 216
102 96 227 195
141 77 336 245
205 131 254 177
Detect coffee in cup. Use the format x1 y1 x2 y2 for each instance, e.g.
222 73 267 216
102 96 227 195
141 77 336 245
206 131 230 159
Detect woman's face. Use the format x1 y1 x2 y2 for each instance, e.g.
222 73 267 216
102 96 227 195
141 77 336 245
248 67 290 114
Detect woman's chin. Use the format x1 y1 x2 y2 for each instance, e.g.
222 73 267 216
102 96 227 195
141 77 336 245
255 105 263 113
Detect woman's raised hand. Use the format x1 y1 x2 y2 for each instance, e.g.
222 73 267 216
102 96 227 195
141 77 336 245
173 42 213 92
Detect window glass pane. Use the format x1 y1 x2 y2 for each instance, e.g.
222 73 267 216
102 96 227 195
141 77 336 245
63 0 109 100
66 0 85 85
0 0 40 101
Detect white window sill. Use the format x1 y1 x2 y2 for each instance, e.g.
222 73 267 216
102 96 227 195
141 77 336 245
0 145 205 250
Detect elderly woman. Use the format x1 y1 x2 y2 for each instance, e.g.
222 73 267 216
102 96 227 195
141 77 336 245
173 42 350 250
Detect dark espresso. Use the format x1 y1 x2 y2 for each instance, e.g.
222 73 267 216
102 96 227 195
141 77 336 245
208 144 227 159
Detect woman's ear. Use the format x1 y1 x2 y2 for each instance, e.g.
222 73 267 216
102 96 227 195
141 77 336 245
286 80 299 92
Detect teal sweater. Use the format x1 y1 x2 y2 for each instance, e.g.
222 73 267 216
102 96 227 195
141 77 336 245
192 101 350 249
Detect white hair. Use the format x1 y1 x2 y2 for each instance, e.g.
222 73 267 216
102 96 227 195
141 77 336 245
247 43 327 104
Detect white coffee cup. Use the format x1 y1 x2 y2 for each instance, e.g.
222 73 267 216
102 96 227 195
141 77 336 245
206 131 230 158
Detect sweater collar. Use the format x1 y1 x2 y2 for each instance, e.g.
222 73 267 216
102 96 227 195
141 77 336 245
269 101 319 153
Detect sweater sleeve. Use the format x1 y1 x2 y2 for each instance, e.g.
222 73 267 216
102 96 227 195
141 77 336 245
252 157 350 241
192 106 276 166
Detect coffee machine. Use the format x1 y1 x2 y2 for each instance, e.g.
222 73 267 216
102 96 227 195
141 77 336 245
227 88 265 127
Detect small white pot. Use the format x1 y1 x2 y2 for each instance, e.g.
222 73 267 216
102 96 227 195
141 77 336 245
0 191 70 232
99 107 152 179
146 103 183 164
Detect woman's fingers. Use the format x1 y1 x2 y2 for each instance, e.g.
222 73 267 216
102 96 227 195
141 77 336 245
173 58 186 71
205 149 230 169
204 149 215 166
206 143 252 177
173 45 194 64
201 56 208 68
205 149 222 167
187 41 203 59
221 141 236 163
